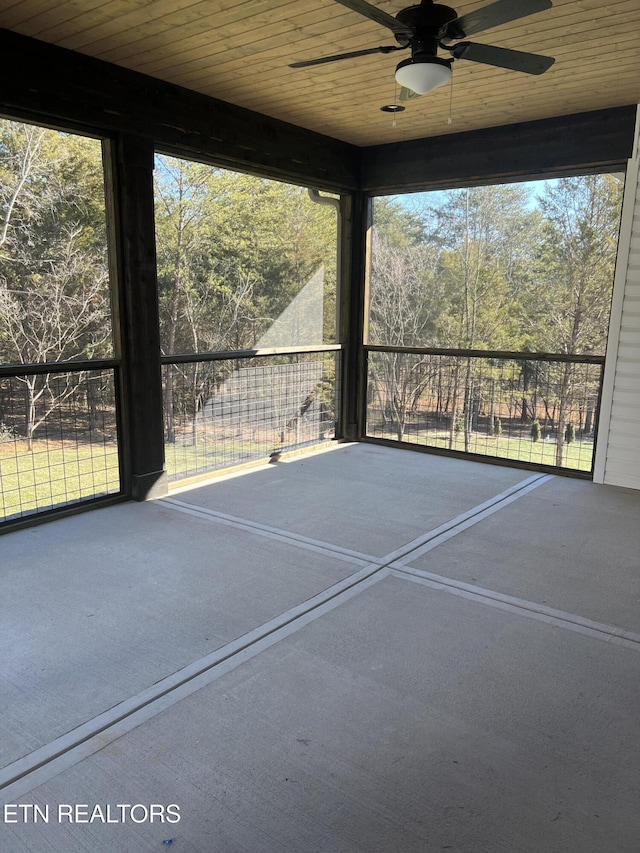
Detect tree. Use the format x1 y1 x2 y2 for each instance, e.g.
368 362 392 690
153 156 338 446
0 120 111 448
368 199 443 440
430 185 537 349
428 185 538 450
531 419 541 442
525 175 623 464
365 176 623 469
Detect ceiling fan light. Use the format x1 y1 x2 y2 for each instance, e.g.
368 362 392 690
395 56 452 95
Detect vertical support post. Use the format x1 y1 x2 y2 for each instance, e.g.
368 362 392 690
338 190 371 441
106 134 167 500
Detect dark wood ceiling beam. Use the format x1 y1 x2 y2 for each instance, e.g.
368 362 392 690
0 27 360 192
361 105 637 194
0 29 636 196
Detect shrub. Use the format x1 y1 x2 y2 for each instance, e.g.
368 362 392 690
0 422 16 443
564 422 575 444
531 419 541 442
493 416 502 436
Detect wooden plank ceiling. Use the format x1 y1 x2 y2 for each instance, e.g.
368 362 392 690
1 0 639 147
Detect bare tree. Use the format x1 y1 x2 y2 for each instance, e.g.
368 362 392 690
0 120 111 448
368 230 441 440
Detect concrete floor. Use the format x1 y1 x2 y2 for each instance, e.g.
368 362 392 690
1 443 640 851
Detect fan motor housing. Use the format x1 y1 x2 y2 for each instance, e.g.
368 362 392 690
395 2 458 35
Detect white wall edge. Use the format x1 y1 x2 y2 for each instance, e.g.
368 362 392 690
592 104 640 484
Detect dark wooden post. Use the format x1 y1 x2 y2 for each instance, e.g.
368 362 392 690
106 134 167 500
338 191 371 441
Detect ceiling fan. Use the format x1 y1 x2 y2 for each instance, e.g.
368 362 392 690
289 0 555 100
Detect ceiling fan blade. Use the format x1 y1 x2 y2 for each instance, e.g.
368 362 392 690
443 0 552 40
399 86 422 101
332 0 414 39
289 44 404 68
451 41 554 75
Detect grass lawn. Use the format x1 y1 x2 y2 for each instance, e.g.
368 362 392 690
366 427 594 472
0 439 120 520
0 436 279 519
164 439 264 481
1 427 593 522
164 435 330 481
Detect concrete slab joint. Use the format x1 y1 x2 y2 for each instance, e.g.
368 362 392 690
2 445 640 852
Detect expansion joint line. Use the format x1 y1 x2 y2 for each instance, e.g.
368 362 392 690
160 472 552 571
0 565 384 804
0 472 551 803
380 473 552 568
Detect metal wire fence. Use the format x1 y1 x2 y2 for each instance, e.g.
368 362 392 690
366 348 604 473
0 367 120 522
162 349 340 482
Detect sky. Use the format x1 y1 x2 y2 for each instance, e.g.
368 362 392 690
386 177 558 215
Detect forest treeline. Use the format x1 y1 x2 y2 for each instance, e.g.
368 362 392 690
370 175 623 354
0 122 336 446
0 118 624 463
368 176 623 465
